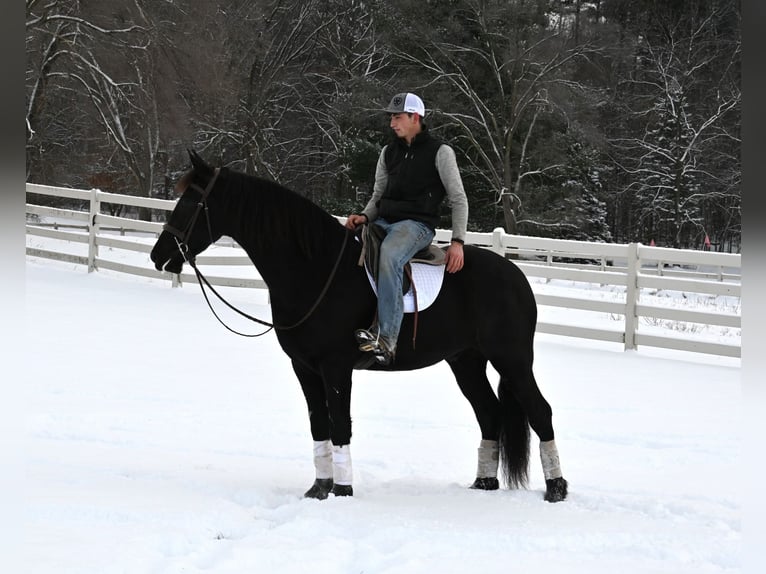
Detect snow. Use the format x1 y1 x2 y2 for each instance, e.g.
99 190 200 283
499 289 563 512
23 250 742 573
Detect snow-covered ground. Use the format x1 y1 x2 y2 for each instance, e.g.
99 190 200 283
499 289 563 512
22 242 741 573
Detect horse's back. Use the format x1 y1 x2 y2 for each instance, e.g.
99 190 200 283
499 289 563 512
448 245 538 362
389 245 536 369
451 245 536 319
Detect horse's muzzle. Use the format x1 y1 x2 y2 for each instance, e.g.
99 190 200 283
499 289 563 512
150 243 185 274
159 258 183 274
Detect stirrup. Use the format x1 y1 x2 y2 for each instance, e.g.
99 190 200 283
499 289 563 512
355 328 395 365
354 328 380 352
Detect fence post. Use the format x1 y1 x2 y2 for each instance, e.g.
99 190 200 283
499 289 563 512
624 242 640 350
491 227 505 257
87 188 100 273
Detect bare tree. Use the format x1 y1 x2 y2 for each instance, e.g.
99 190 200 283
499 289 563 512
191 0 344 188
25 0 144 181
296 0 391 200
390 0 598 232
27 0 208 220
608 1 740 248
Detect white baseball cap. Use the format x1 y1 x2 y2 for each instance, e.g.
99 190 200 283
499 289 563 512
384 92 425 117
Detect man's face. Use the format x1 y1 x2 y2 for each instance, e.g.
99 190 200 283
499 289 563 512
389 112 421 141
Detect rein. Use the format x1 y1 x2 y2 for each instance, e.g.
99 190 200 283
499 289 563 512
189 229 350 337
164 168 350 337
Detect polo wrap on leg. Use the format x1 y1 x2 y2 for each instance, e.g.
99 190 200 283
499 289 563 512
540 439 563 480
332 444 353 486
313 440 333 480
476 439 499 478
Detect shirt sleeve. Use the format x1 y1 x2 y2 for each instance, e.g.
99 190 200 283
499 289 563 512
436 145 469 242
361 146 387 222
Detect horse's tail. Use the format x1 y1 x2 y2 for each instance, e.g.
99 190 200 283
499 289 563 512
497 377 530 489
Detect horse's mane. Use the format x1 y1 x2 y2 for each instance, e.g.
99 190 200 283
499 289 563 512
220 168 345 260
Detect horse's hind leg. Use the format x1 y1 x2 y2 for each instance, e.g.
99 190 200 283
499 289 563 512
491 353 568 502
446 350 502 490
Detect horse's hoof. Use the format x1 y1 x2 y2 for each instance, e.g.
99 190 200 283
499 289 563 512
544 477 568 502
304 478 334 500
331 484 353 497
470 477 499 490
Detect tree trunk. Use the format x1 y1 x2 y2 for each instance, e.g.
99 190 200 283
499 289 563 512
501 193 517 234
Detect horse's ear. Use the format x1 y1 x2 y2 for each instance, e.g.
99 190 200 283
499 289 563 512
188 148 202 168
187 149 213 176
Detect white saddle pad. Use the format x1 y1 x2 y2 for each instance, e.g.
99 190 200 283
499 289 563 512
365 262 446 313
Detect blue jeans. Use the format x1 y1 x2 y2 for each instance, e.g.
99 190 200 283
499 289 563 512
373 218 435 349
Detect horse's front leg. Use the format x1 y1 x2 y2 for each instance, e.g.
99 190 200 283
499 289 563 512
292 358 354 499
292 358 333 499
318 357 355 497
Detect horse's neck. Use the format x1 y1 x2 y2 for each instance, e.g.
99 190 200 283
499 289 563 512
245 232 358 319
223 188 357 305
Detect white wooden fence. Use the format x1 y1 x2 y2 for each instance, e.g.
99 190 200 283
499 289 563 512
26 183 741 358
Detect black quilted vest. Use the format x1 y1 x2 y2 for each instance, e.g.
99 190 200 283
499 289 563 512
376 128 445 229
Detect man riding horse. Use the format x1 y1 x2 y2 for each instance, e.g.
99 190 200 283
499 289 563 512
345 92 469 366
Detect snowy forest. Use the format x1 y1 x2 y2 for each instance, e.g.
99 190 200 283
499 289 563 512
25 0 741 251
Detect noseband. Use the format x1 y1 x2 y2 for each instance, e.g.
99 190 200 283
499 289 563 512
163 167 221 261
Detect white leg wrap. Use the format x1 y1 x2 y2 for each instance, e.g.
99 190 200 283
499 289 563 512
313 440 333 480
476 439 499 478
331 444 353 486
540 439 563 480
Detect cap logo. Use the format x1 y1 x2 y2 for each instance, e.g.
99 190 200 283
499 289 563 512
392 96 403 107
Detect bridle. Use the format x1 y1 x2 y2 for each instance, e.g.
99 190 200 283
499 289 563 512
163 167 350 337
163 167 220 256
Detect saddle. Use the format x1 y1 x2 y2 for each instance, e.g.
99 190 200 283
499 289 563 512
357 223 446 351
358 222 446 295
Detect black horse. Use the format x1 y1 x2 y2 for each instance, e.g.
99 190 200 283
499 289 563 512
150 151 568 502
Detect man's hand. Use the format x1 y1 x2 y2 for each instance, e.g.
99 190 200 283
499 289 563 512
345 213 368 230
445 241 464 273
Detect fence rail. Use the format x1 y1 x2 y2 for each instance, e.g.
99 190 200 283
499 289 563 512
26 183 741 358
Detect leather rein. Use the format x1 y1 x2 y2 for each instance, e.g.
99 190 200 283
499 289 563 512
163 168 350 337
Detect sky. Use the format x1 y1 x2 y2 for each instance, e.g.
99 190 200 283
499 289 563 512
19 250 744 574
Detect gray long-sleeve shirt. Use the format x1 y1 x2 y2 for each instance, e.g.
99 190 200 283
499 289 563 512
361 144 469 243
